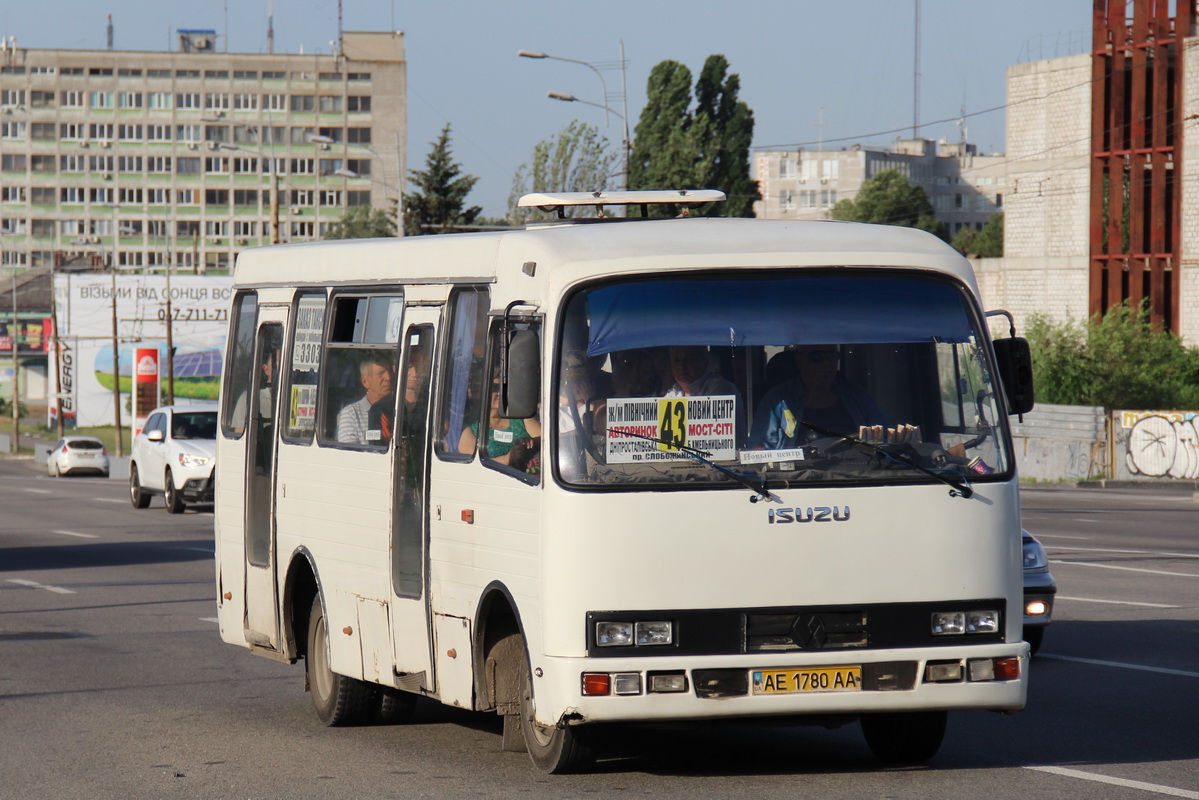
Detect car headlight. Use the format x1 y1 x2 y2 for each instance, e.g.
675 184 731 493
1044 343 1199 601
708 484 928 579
178 452 212 468
1023 537 1048 570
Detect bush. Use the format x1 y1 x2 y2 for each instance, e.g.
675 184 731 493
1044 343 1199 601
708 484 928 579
1027 303 1199 410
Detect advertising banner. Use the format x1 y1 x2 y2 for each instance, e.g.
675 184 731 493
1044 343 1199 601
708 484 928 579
51 274 233 428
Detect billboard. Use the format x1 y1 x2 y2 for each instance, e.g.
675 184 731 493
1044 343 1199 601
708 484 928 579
52 274 233 428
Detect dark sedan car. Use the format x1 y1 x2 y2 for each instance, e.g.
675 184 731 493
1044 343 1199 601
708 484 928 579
1022 529 1056 655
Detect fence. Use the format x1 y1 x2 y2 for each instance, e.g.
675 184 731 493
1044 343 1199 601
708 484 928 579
1010 403 1108 482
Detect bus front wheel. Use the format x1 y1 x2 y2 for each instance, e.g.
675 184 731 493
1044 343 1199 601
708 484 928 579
860 710 947 763
515 635 594 773
305 594 374 726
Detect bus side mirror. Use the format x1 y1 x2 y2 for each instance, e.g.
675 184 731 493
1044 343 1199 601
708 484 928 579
500 328 541 420
992 337 1035 416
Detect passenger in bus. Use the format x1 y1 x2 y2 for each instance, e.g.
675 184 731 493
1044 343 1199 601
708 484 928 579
610 347 670 397
664 346 737 398
748 345 886 449
336 352 395 445
457 373 542 467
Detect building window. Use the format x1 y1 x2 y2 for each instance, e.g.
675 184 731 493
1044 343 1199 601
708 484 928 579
260 126 286 143
290 95 315 112
347 96 371 112
176 157 201 174
205 157 229 174
148 220 169 236
1 154 27 171
291 221 315 238
779 190 795 210
319 158 343 176
290 159 314 176
120 92 143 109
30 66 57 76
118 124 143 141
262 93 286 111
176 93 201 109
290 126 315 144
1 121 26 139
31 187 56 204
318 126 342 143
176 69 200 79
31 219 56 238
262 71 285 80
320 190 342 207
60 90 85 108
233 93 258 110
291 189 314 206
346 159 371 176
89 91 114 109
60 187 86 204
820 190 837 206
88 188 113 204
88 123 115 141
205 93 231 110
148 92 172 110
348 191 371 207
234 71 259 80
30 90 55 108
1 88 26 107
204 125 229 143
88 67 114 77
148 69 171 79
347 127 371 144
146 124 171 141
176 220 200 237
1 186 27 202
176 124 202 142
148 188 170 204
205 189 229 207
31 155 56 173
205 220 229 236
205 70 229 79
234 189 259 206
118 187 144 204
59 155 86 172
232 157 259 174
176 189 198 205
31 122 56 140
347 73 371 82
319 96 343 113
88 155 115 172
233 220 259 237
118 156 143 172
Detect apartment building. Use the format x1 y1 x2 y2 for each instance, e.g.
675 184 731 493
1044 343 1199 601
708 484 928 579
753 138 1007 240
0 30 405 273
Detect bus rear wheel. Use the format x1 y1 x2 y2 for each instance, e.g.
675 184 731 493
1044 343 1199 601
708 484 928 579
305 594 374 726
860 710 947 763
515 635 594 773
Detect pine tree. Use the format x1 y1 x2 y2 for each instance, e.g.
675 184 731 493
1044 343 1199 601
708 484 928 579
402 124 482 235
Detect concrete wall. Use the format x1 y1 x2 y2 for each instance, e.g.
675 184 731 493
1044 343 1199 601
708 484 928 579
1010 403 1108 482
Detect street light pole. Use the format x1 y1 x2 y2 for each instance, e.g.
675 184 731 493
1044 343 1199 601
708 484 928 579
547 92 630 191
520 47 632 191
105 204 124 457
9 269 19 454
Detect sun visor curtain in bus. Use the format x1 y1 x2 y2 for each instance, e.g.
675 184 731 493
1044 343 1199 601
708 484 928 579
583 275 975 356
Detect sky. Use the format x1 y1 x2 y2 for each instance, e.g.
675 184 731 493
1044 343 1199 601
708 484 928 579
0 0 1093 217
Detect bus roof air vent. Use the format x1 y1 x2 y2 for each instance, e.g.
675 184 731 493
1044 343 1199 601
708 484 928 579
517 189 726 225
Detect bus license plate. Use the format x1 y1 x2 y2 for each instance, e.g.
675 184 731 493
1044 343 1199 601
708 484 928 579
752 666 862 694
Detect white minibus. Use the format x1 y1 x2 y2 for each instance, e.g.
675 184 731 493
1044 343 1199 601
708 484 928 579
215 190 1035 772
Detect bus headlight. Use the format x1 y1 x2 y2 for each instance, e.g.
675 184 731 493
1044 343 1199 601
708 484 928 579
594 620 674 647
595 622 634 647
931 609 1000 635
635 621 673 646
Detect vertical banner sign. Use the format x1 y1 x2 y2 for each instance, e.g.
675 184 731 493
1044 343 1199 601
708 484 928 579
133 348 160 437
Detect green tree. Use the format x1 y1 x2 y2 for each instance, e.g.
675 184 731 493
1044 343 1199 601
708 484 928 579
508 120 618 223
952 212 1004 257
322 204 396 239
1027 303 1199 409
830 169 944 239
628 55 759 216
402 124 482 235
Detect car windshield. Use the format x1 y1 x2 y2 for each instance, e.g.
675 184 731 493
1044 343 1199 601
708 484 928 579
172 411 218 440
555 270 1012 492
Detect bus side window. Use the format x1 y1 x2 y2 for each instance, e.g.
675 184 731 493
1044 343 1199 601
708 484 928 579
436 286 489 461
459 322 542 478
281 292 326 444
221 291 258 438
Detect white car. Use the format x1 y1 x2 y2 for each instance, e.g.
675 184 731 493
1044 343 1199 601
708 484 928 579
129 404 218 513
46 436 110 478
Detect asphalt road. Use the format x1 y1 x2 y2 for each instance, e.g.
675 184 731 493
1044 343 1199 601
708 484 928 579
1 460 1197 799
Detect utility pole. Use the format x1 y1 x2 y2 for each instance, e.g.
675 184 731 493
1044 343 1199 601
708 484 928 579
9 270 19 455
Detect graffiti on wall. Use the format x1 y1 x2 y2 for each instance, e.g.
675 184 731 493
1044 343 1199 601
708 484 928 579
1122 411 1199 479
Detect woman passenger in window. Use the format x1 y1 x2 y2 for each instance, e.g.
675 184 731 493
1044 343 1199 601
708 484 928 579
458 373 541 466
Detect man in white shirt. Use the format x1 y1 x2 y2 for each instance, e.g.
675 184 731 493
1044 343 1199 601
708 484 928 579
337 353 394 445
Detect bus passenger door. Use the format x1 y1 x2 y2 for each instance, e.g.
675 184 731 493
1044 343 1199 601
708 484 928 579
390 312 439 691
243 317 285 649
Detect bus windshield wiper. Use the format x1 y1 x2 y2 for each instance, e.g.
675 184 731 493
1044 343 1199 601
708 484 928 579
609 428 774 502
802 422 974 499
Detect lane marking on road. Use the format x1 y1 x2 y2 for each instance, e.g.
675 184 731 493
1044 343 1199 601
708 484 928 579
93 498 127 504
1050 545 1199 559
50 530 99 539
1040 654 1199 679
1056 595 1179 608
1032 533 1094 541
199 617 218 623
23 488 51 494
1051 560 1199 578
1027 766 1199 798
6 579 76 595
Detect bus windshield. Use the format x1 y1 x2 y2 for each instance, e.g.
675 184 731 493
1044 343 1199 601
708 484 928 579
555 270 1012 491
